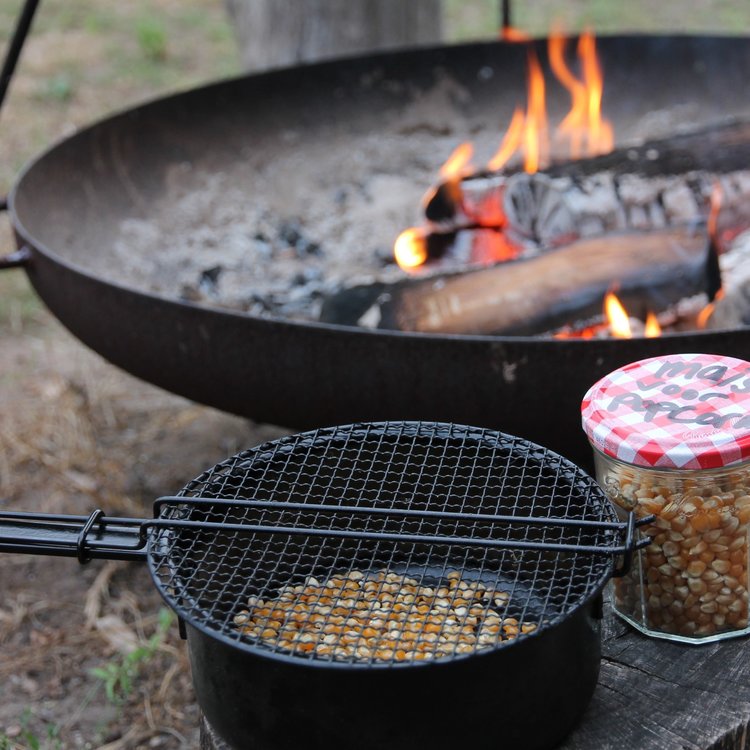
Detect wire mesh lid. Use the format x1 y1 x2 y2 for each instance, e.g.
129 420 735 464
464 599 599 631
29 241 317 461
148 422 620 667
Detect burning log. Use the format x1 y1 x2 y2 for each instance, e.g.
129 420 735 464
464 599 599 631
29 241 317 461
323 226 718 336
424 119 750 252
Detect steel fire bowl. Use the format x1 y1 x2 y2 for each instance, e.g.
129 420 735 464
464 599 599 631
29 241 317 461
8 35 750 468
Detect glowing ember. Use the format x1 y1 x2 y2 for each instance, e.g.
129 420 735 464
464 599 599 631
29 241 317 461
553 323 607 340
472 230 521 265
394 227 428 270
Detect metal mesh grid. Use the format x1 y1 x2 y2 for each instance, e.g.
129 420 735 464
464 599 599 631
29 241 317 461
148 421 617 666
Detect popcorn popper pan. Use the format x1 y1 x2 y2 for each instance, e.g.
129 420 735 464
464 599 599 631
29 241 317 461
0 422 648 750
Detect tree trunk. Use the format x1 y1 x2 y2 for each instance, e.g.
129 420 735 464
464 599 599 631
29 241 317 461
225 0 443 71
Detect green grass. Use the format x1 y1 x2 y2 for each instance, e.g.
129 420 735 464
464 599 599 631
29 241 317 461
135 15 168 62
90 609 175 706
444 0 750 38
0 272 44 334
35 71 75 102
0 709 62 750
0 0 241 193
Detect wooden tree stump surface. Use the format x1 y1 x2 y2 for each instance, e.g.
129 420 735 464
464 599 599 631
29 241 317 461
200 717 231 750
199 603 750 749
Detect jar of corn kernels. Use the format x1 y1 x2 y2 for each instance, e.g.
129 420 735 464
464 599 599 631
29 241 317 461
581 353 750 643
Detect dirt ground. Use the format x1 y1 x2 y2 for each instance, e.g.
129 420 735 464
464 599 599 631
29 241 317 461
0 3 283 748
0 321 289 749
3 2 750 748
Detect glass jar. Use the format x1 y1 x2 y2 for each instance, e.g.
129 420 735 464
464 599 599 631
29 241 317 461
582 353 750 643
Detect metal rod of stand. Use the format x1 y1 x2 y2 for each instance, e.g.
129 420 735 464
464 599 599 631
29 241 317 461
0 0 41 120
501 0 512 33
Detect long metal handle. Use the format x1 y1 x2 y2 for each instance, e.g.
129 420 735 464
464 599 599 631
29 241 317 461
0 245 31 270
0 509 148 562
0 498 651 570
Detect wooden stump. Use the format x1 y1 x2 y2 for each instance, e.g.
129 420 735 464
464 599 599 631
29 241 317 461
200 716 233 750
225 0 443 71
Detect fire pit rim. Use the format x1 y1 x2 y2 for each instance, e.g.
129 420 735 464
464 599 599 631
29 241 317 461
8 32 748 345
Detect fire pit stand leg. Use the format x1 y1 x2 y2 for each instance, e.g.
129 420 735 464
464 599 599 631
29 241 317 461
0 0 41 117
199 716 233 750
501 0 513 30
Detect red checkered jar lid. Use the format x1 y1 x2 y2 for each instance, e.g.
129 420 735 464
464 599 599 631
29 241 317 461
581 353 750 470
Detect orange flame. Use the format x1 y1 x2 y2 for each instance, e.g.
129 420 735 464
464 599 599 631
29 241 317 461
487 107 525 171
580 31 613 155
605 292 633 338
394 227 428 270
549 28 586 159
604 293 663 338
695 182 726 327
439 142 474 181
644 311 662 338
420 142 475 219
555 297 663 339
395 29 615 271
523 49 548 174
551 28 613 158
697 288 725 329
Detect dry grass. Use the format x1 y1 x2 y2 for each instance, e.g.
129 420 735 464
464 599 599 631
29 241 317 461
0 322 280 747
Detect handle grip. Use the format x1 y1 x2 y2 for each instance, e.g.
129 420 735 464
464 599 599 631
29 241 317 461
0 509 148 562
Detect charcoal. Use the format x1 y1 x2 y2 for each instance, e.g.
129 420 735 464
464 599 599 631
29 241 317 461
199 265 223 293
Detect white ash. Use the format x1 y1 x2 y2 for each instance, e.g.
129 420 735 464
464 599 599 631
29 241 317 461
504 169 750 248
90 72 490 320
99 134 469 320
708 231 750 329
106 168 418 319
